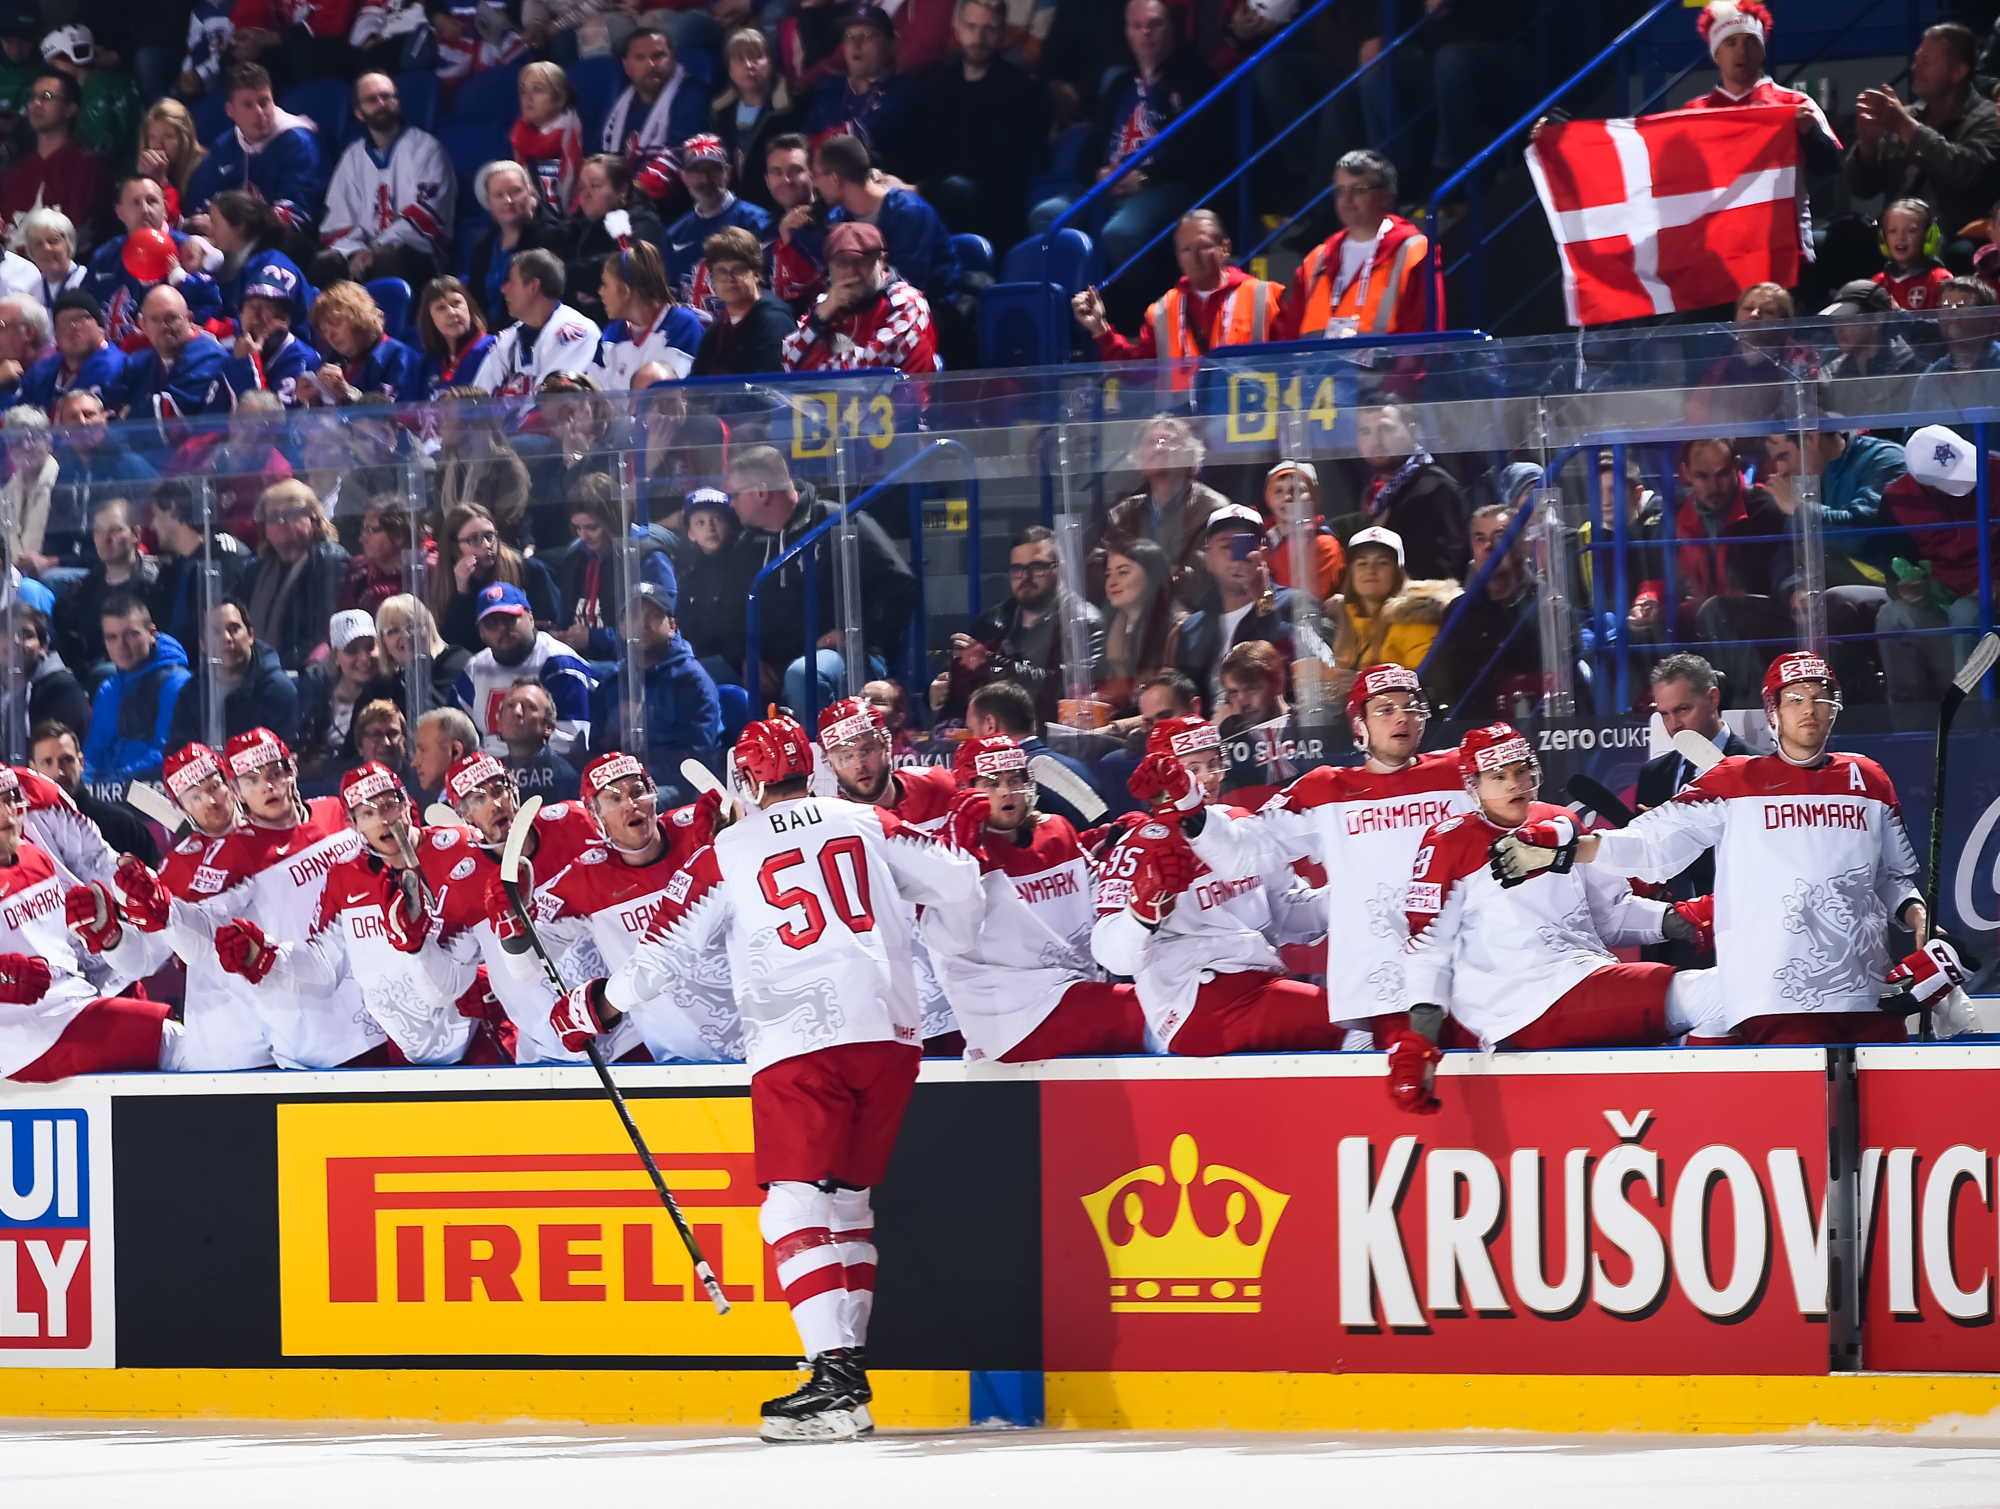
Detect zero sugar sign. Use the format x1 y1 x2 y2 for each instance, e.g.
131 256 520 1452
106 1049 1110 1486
0 1093 114 1366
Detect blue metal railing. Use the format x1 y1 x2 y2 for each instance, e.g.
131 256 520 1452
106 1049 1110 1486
742 438 981 731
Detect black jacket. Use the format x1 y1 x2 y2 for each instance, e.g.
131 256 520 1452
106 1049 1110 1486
1635 728 1750 966
55 556 161 674
146 533 255 653
468 204 570 327
911 57 1048 238
560 201 670 327
345 645 475 757
26 651 93 745
241 540 351 674
692 292 797 377
1174 586 1305 697
167 636 301 751
941 590 1106 724
1076 52 1225 192
1329 461 1471 583
709 482 916 679
710 86 807 213
75 787 159 866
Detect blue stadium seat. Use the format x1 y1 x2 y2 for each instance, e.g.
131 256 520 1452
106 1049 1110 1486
192 88 230 145
1024 123 1087 218
680 50 713 86
454 208 490 275
1000 228 1096 297
716 682 752 742
365 277 414 343
434 119 512 196
979 283 1070 368
951 233 994 280
281 79 353 154
393 72 440 135
568 56 624 152
447 57 526 124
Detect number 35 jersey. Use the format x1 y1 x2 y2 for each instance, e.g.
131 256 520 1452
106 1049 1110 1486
609 797 983 1074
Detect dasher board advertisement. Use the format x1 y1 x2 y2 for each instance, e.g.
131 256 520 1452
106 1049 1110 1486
0 1089 113 1367
1041 1054 1834 1375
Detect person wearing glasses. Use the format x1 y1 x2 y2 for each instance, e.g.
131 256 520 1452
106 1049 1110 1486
690 225 794 376
0 70 110 258
1276 149 1437 339
929 524 1105 726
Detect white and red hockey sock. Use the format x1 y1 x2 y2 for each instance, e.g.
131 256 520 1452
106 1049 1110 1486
829 1186 877 1347
760 1181 850 1357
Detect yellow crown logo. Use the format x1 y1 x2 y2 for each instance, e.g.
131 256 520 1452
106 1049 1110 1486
1079 1133 1289 1314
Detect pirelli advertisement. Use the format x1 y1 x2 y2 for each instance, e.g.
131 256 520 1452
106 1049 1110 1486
10 1048 2000 1380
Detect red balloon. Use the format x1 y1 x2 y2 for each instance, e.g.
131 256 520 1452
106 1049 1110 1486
121 227 176 284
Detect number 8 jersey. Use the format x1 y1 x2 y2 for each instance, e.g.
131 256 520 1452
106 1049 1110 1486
608 796 984 1074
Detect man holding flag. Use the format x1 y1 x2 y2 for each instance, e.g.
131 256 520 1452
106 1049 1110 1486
1525 2 1840 327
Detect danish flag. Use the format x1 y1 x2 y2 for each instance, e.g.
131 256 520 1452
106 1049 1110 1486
1526 104 1802 327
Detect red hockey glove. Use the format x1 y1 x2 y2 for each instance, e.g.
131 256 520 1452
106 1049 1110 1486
1889 937 1970 1006
551 978 611 1054
384 869 433 955
484 871 538 969
1663 895 1715 954
1385 1027 1442 1115
1488 815 1579 888
1627 877 1670 902
1127 829 1201 928
944 790 998 872
215 919 277 984
115 854 172 933
1128 752 1202 813
685 786 728 843
0 953 50 1004
65 881 123 954
1079 810 1147 862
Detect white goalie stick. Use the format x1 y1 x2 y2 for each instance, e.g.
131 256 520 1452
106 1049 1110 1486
679 758 740 821
495 796 732 1315
1669 727 1727 776
124 781 186 833
1920 633 2000 1039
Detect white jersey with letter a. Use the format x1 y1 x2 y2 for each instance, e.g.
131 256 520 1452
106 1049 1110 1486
1090 810 1280 1046
1186 751 1472 1018
1590 752 1921 1027
1403 803 1667 1045
610 797 981 1073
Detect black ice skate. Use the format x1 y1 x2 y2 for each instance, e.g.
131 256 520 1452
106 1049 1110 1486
759 1349 873 1442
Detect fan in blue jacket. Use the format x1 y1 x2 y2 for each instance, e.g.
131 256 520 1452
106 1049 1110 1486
597 580 722 787
220 267 323 407
308 279 425 401
216 243 313 332
823 173 963 309
20 289 130 412
81 622 192 788
111 289 233 421
88 241 224 355
183 84 330 235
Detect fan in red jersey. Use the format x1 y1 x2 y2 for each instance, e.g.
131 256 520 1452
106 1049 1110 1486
0 766 180 1082
146 727 393 1069
919 736 1148 1061
817 694 963 1051
1388 723 1720 1112
1541 651 1951 1044
209 763 499 1066
1175 664 1473 1046
549 716 984 1441
441 751 646 1063
488 749 739 1064
1092 716 1348 1056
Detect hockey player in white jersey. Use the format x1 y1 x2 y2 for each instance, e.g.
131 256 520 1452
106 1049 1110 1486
1163 664 1473 1045
210 763 491 1066
923 736 1147 1061
547 716 982 1442
1499 651 1947 1044
1094 716 1348 1055
1389 723 1717 1113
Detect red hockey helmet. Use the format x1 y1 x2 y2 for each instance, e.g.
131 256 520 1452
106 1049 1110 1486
224 726 293 780
1145 715 1222 762
444 753 510 808
582 750 653 802
1346 663 1430 744
164 742 223 801
954 734 1030 787
817 695 886 751
1762 650 1842 727
339 761 407 812
734 716 814 787
1457 721 1539 794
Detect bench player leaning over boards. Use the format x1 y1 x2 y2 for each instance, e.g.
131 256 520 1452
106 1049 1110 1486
1496 651 1977 1044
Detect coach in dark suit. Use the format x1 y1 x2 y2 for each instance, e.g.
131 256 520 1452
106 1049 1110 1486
1635 653 1749 968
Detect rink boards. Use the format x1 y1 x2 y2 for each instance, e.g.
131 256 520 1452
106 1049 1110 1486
0 1046 1997 1433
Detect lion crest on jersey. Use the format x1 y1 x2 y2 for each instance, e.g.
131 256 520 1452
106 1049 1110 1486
1364 881 1404 939
1775 866 1881 1008
742 972 845 1055
1535 900 1614 963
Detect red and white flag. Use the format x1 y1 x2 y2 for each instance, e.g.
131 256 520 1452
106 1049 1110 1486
1526 104 1803 327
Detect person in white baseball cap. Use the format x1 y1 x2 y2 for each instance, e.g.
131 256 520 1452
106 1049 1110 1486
297 608 385 769
1879 423 1992 699
1329 522 1454 704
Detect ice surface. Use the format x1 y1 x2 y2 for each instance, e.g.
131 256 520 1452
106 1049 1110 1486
6 1422 2000 1509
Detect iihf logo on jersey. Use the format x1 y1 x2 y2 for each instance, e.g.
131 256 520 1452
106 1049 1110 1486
1080 1133 1289 1314
0 1110 94 1352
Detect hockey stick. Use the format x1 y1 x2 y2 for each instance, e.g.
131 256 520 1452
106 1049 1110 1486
679 758 740 822
1669 728 1727 776
123 781 186 834
1919 632 2000 1040
1566 774 1636 829
496 797 732 1315
424 802 460 829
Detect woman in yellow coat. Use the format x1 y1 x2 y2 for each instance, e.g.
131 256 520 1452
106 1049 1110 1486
1325 525 1460 707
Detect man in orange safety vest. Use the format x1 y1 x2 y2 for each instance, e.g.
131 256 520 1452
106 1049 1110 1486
1277 149 1440 340
1072 209 1283 388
